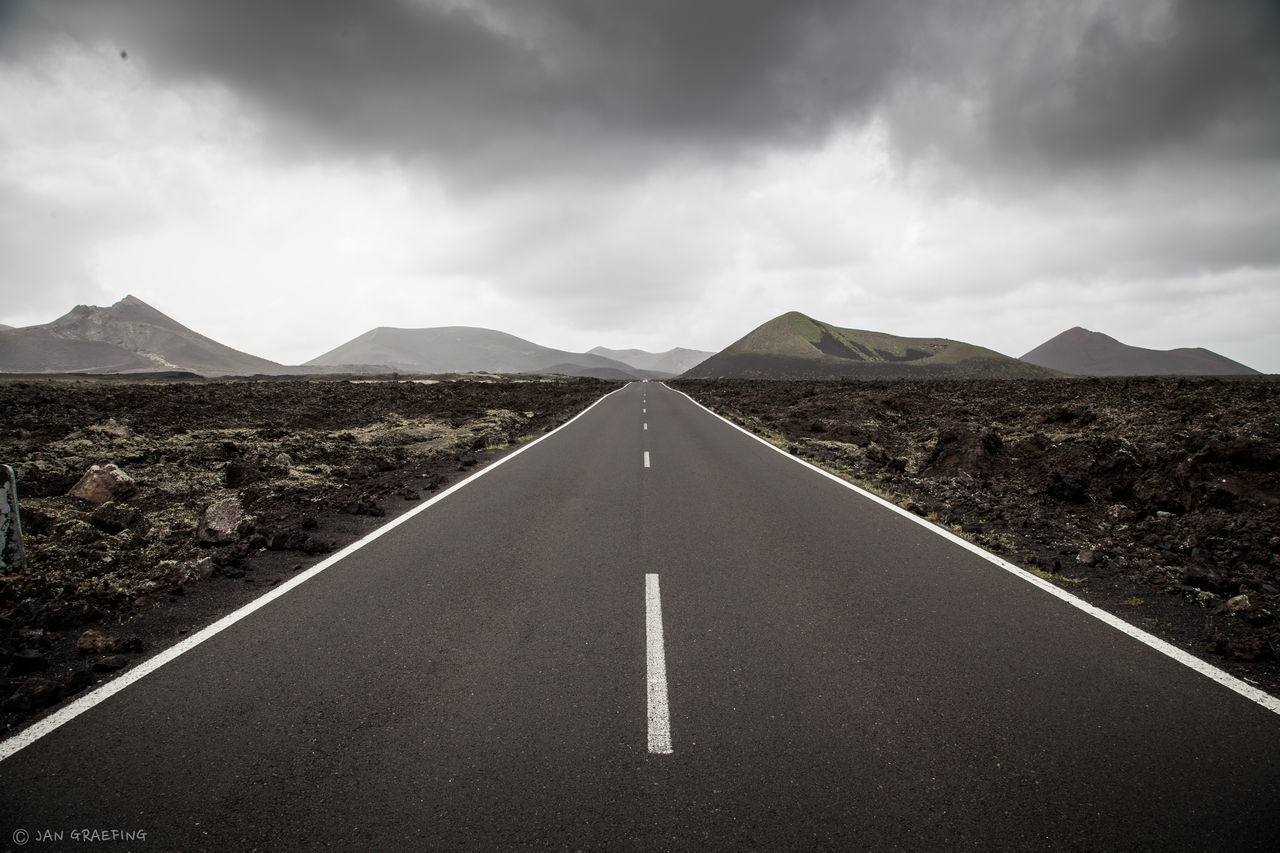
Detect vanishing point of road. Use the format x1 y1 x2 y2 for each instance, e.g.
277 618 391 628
2 382 1278 850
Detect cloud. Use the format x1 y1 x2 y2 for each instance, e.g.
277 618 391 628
14 0 1278 185
2 0 1277 370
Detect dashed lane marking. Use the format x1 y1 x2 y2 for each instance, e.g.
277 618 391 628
646 573 673 754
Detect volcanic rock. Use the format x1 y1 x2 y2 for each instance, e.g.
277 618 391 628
89 502 148 535
1226 594 1252 614
92 655 128 673
2 678 62 712
68 463 138 505
76 629 116 655
8 648 49 676
921 427 1003 480
198 498 247 544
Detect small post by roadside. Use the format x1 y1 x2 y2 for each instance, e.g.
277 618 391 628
1 463 24 571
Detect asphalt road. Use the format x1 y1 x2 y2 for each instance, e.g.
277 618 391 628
3 381 1278 850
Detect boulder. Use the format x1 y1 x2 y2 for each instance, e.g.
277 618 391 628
92 655 128 673
2 677 62 712
68 463 138 505
1226 594 1251 614
921 427 1003 480
76 629 116 655
198 498 246 544
1180 564 1224 593
224 461 261 488
89 501 150 536
7 648 49 676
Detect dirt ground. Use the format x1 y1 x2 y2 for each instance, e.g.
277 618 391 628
672 377 1280 698
0 374 620 734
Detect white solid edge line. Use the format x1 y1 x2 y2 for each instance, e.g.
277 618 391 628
664 384 1280 717
646 573 673 754
0 383 634 763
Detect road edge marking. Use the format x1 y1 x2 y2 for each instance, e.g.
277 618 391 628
665 384 1280 717
646 573 673 754
0 383 633 763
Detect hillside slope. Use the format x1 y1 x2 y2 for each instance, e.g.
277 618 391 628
1021 327 1260 376
684 312 1055 379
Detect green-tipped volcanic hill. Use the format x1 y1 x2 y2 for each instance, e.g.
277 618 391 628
682 311 1057 379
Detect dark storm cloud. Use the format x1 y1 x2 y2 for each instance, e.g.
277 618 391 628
13 0 1280 181
982 2 1280 168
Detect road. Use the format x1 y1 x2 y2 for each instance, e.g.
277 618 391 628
3 381 1278 850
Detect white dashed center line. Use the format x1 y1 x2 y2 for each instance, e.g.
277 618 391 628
645 573 673 754
643 451 651 468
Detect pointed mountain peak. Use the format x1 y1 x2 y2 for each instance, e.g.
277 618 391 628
1021 328 1259 375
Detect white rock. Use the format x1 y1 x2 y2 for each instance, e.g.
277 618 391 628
198 498 245 544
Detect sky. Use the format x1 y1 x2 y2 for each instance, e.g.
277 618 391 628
2 0 1278 371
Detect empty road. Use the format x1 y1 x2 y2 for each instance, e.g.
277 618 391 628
3 381 1278 850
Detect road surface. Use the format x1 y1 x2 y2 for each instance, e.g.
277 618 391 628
3 381 1278 850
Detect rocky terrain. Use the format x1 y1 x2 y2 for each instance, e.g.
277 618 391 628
0 374 620 734
5 374 1276 735
672 377 1280 697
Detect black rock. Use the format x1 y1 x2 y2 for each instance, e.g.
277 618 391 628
1047 470 1088 503
1181 565 1225 592
7 648 49 676
66 669 98 694
224 461 261 488
89 501 144 535
92 655 128 673
2 677 62 711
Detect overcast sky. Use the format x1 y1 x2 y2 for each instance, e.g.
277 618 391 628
2 0 1278 370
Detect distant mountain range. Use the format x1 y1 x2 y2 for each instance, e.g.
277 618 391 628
588 346 713 376
0 296 685 379
0 295 284 376
1020 327 1260 376
683 311 1055 379
305 326 669 380
0 298 1262 379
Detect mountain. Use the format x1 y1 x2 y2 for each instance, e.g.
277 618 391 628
682 311 1056 379
1020 327 1260 376
306 326 664 379
0 295 284 376
588 346 714 376
0 324 13 332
